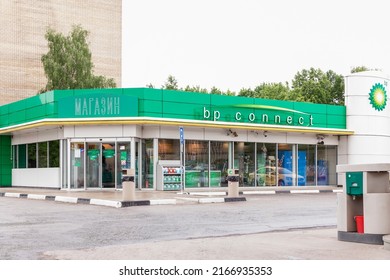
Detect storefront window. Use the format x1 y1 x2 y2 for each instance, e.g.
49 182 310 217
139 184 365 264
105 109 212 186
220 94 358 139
70 143 85 189
255 143 277 187
18 144 26 168
277 144 296 186
38 142 48 168
142 139 154 189
158 139 180 160
12 146 18 169
117 142 131 189
86 143 100 188
234 142 255 187
210 141 229 187
27 143 37 168
49 140 60 167
185 140 209 188
298 145 316 186
317 145 337 185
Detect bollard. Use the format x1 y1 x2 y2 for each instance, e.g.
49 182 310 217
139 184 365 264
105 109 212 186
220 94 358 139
122 169 135 201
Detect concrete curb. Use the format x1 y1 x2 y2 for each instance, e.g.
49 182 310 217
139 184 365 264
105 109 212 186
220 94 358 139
0 188 339 208
183 189 342 196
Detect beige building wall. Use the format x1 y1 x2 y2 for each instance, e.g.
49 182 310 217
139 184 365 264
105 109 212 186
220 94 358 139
0 0 121 105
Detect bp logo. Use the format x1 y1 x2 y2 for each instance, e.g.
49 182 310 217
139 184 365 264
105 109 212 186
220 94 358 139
369 83 387 111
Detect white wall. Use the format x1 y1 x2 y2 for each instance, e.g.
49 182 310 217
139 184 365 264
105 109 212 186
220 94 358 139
12 168 61 188
344 71 390 164
12 127 64 145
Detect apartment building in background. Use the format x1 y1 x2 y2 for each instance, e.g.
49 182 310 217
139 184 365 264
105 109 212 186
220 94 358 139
0 0 121 105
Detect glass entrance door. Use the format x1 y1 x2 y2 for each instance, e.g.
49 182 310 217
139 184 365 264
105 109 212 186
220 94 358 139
86 143 101 188
86 142 116 189
102 143 115 188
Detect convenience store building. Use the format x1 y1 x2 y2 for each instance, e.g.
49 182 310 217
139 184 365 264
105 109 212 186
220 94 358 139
0 71 388 191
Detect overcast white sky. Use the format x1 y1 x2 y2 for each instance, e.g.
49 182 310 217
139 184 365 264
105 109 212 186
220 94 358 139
122 0 390 92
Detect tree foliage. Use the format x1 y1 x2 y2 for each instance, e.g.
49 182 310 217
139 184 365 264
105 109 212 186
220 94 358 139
238 82 290 100
40 25 116 93
350 65 381 73
159 69 346 105
162 75 179 90
350 65 370 73
291 68 344 105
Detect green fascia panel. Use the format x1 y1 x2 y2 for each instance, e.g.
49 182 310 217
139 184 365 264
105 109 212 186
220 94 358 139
327 115 346 128
43 91 55 103
53 90 75 101
7 99 26 113
308 114 327 125
138 112 163 118
293 102 327 114
0 105 8 115
122 88 145 99
254 98 295 108
0 119 8 128
326 105 346 115
162 102 207 117
211 94 253 106
163 90 211 104
45 102 56 116
57 94 138 118
24 94 47 107
8 111 26 125
141 88 163 101
73 88 123 96
163 113 205 121
139 100 163 114
25 106 47 120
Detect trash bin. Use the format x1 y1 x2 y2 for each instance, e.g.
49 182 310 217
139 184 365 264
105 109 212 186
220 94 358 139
227 169 239 197
122 168 135 201
354 215 364 234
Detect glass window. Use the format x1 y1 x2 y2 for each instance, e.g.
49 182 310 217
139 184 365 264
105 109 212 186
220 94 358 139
158 139 180 160
12 146 18 169
70 143 85 189
317 145 337 185
298 145 316 186
234 142 255 187
18 144 26 168
255 143 277 187
28 143 37 168
277 144 295 186
38 142 48 168
117 142 131 189
210 141 229 187
49 140 60 167
142 139 154 189
185 140 209 188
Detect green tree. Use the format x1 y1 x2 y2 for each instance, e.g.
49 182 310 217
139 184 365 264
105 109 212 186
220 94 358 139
351 65 381 73
40 25 116 93
351 65 370 73
183 85 208 93
163 75 179 90
239 82 290 100
291 68 344 105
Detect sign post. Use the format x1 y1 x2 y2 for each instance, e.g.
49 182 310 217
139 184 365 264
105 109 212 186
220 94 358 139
179 127 184 193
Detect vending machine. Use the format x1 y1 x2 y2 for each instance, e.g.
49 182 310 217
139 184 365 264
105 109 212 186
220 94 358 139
156 160 182 191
